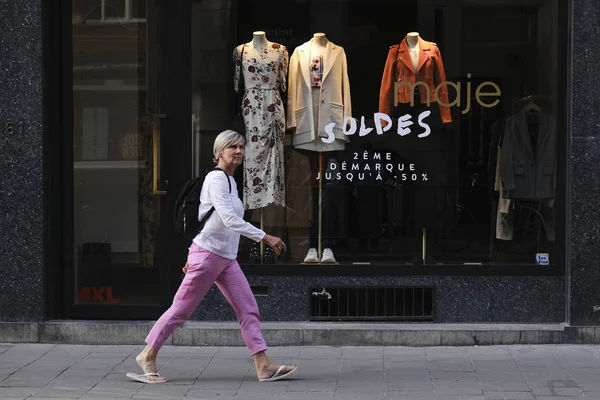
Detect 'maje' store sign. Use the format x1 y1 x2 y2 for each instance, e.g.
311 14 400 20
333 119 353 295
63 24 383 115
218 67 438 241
322 73 501 142
394 73 501 113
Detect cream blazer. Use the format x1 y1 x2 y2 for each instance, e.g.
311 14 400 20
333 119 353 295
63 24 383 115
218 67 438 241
286 39 352 151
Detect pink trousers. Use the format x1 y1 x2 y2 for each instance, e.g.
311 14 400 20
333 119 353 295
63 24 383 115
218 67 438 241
145 243 267 355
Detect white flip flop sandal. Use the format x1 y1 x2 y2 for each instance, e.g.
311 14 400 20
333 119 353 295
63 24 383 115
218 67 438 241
126 371 167 384
259 365 297 382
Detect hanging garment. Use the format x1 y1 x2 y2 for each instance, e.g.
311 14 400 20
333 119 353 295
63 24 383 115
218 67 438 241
379 36 452 124
489 119 507 192
234 42 288 210
498 109 556 199
287 38 352 152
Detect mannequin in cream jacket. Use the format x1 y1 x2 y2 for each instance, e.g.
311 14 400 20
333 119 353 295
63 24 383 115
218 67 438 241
287 34 351 151
286 33 352 263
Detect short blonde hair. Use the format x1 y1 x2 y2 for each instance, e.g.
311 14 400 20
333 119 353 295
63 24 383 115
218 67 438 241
213 130 245 163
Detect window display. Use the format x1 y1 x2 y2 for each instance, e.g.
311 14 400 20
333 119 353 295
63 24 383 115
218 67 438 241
379 32 452 125
233 31 288 211
286 32 352 263
494 97 556 244
233 31 288 263
190 0 563 267
287 33 351 152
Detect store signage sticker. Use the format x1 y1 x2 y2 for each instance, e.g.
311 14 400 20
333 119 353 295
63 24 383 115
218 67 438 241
316 151 428 183
536 253 550 266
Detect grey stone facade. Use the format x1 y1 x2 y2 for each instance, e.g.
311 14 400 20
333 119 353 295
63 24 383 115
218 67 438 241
569 0 600 326
0 0 44 322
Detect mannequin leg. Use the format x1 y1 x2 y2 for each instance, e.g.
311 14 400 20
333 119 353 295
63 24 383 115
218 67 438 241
262 204 284 264
302 152 320 263
320 152 346 263
248 209 262 264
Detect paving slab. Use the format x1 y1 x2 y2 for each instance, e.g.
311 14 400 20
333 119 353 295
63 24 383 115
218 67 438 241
2 344 600 399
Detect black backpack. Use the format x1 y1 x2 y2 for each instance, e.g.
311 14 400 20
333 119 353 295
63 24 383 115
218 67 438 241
173 168 231 236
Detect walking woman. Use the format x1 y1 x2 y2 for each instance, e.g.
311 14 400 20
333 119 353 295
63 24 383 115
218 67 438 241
127 130 296 384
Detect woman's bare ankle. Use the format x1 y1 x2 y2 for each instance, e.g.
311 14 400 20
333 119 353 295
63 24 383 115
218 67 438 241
137 345 157 366
252 351 269 369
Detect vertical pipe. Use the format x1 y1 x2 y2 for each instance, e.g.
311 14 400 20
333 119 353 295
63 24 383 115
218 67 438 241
260 209 264 259
422 228 426 263
318 153 323 261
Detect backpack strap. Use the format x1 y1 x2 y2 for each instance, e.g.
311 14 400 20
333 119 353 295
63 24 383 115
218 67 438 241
197 168 232 233
213 167 231 193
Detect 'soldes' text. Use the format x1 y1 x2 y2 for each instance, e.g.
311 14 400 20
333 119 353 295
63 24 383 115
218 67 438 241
322 110 431 144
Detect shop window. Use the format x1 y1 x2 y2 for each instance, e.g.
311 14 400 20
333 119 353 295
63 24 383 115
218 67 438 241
71 0 159 306
190 0 564 267
188 0 564 267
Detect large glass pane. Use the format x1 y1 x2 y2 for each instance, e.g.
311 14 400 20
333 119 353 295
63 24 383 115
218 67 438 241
191 0 563 267
72 0 161 305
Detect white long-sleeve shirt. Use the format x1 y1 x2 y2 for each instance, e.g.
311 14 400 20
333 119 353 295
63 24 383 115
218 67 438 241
193 170 265 259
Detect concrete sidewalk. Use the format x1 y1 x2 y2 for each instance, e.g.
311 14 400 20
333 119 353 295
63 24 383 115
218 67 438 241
1 344 600 399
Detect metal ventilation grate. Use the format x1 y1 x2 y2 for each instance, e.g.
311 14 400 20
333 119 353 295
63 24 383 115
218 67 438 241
310 287 434 321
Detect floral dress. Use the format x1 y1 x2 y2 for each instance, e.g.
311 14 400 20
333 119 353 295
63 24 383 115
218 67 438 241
234 42 289 210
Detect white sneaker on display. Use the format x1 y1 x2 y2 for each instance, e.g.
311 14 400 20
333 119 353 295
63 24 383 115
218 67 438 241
321 248 336 263
303 248 319 263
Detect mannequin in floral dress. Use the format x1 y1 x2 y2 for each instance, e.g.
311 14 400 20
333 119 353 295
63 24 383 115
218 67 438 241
233 31 289 263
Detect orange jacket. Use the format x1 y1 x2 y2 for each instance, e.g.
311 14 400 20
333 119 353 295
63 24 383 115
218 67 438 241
379 37 452 124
